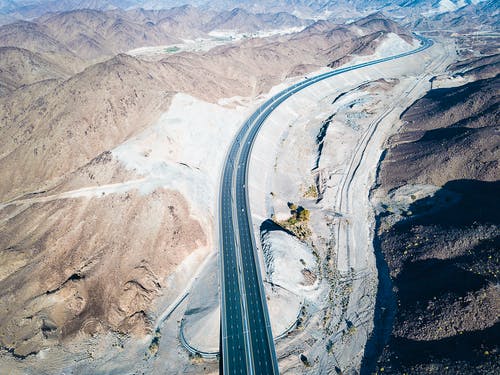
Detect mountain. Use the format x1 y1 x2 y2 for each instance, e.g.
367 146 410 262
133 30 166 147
0 6 312 69
203 7 309 32
413 0 499 31
2 1 495 34
0 10 413 203
2 1 495 373
1 0 137 18
353 11 411 38
373 73 499 374
0 54 203 356
0 46 68 94
1 1 492 21
135 0 490 14
124 4 215 38
0 20 87 71
449 53 500 81
0 13 415 359
37 9 180 60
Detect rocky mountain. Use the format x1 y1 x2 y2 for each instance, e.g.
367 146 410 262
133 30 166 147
0 9 182 65
0 11 410 200
413 0 499 31
371 63 499 374
1 0 496 372
124 4 215 38
0 0 494 23
0 52 211 357
0 6 312 68
0 12 415 361
0 0 136 18
0 46 68 95
37 9 181 60
449 53 500 81
353 11 411 39
0 20 85 71
203 7 309 32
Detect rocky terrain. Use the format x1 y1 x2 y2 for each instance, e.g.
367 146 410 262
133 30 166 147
3 1 498 30
412 0 499 31
0 1 497 374
246 37 454 374
0 46 68 95
0 5 311 70
0 7 420 373
0 12 413 202
371 56 499 373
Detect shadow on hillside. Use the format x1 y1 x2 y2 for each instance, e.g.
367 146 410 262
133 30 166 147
387 322 499 368
360 179 499 374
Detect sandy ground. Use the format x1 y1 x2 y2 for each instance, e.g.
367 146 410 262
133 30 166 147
347 33 419 65
112 93 250 224
108 94 249 367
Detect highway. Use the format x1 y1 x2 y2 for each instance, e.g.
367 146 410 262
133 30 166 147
219 34 433 375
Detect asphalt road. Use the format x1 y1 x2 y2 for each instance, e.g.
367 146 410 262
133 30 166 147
219 35 433 375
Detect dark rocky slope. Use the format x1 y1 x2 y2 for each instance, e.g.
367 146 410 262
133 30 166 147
372 73 499 374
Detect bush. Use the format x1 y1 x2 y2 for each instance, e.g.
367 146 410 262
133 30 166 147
275 202 312 239
297 208 310 221
300 354 311 367
304 184 319 199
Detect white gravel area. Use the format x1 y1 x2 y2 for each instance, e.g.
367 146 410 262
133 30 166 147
248 38 456 372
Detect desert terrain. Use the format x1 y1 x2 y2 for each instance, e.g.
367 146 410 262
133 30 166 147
0 1 498 374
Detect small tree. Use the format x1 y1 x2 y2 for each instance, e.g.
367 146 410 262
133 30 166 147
300 354 311 367
297 208 310 221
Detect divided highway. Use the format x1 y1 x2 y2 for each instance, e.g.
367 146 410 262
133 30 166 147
219 35 433 375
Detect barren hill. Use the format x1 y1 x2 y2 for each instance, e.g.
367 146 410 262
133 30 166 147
0 6 313 70
380 76 499 187
353 11 413 42
203 7 309 32
0 20 85 71
373 72 499 374
0 12 418 359
0 46 68 95
0 9 421 371
37 9 180 60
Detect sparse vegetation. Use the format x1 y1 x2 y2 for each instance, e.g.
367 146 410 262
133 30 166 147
297 207 310 221
147 329 161 357
304 184 319 199
189 351 204 364
276 202 312 239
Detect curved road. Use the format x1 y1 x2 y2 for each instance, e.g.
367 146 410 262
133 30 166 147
219 35 433 375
